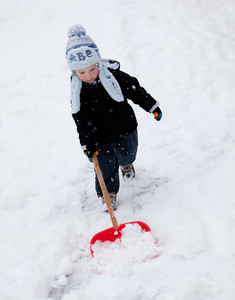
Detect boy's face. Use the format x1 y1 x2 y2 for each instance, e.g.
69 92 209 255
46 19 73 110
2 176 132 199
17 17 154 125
75 63 99 83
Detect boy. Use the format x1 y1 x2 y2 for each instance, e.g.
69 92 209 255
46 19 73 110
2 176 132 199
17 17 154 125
66 25 162 211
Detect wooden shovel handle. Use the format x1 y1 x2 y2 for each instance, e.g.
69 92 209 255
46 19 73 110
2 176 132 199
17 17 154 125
92 153 119 228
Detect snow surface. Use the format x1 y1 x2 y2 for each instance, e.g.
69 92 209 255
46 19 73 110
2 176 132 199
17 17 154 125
0 0 235 299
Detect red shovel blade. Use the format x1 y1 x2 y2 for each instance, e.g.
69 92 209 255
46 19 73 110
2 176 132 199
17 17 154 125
90 221 151 257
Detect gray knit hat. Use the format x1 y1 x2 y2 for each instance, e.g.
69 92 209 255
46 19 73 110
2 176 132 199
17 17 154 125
66 24 101 70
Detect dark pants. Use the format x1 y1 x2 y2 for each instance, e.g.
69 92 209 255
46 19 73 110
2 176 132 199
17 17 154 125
95 129 138 197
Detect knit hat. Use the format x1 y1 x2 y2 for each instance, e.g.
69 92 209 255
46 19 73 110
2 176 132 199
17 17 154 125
66 25 124 114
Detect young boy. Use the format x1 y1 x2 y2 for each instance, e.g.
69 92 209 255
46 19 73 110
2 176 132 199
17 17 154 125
66 24 162 211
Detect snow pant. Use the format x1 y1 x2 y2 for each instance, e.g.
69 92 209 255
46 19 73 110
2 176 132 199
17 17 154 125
95 129 138 197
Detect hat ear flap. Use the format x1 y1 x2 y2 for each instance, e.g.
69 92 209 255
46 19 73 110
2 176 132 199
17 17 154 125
70 74 82 114
99 68 124 103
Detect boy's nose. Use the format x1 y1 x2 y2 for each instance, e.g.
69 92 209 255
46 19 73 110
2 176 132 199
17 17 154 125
86 72 92 80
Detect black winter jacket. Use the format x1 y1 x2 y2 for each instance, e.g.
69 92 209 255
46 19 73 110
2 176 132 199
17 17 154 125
72 62 158 148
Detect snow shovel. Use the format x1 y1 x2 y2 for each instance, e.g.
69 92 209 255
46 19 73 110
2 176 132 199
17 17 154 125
90 153 152 257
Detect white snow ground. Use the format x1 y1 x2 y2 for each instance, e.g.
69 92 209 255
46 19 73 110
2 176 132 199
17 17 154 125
0 0 235 299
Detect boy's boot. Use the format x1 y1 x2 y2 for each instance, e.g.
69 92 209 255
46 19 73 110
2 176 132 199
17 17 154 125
120 164 135 181
102 192 117 212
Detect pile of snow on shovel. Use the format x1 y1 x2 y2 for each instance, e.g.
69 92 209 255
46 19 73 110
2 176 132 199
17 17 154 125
91 223 161 264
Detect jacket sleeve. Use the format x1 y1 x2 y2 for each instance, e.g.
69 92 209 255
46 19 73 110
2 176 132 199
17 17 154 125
72 111 95 147
114 69 160 113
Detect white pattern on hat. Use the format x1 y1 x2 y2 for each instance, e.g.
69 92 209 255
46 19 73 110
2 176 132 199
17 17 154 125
67 47 101 71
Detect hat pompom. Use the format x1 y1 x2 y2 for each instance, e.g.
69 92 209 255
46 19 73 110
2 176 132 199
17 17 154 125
68 24 86 38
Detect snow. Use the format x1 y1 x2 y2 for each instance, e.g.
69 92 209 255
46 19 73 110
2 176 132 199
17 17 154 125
0 0 235 299
91 223 160 264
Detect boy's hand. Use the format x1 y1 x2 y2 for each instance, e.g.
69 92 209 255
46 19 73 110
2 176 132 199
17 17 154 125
83 144 97 162
153 107 162 121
